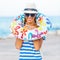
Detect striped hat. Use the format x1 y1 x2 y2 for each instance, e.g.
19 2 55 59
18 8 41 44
23 3 38 14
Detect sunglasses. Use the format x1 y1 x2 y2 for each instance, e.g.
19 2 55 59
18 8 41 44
24 13 36 17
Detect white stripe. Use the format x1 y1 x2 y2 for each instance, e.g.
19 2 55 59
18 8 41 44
19 54 40 56
20 50 40 53
20 50 34 53
23 40 33 43
19 56 42 59
21 47 32 50
29 42 33 44
23 44 34 47
32 48 40 51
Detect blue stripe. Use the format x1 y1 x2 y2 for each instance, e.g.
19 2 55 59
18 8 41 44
20 49 33 51
19 56 42 60
23 42 34 45
20 49 40 52
20 55 41 57
19 58 42 60
22 45 34 48
23 42 28 44
29 43 34 45
28 40 33 42
20 52 40 54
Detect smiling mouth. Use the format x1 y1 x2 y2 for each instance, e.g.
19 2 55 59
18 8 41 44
28 18 32 20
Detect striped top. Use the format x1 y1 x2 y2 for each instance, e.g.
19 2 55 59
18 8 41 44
19 40 42 60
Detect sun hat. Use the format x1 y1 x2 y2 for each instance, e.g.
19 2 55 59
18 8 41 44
23 3 38 14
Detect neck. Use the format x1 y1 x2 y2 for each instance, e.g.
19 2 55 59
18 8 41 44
26 22 36 26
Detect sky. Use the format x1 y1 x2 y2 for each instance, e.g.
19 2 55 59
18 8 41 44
0 0 60 16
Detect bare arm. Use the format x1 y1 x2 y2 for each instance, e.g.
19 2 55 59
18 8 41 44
15 38 23 50
33 38 43 51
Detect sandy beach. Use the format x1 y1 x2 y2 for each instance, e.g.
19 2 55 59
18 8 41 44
0 34 60 60
42 34 60 60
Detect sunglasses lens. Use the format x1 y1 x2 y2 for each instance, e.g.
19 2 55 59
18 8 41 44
25 13 36 17
31 14 35 17
25 14 29 17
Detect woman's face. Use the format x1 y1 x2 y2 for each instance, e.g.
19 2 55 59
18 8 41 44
25 13 36 23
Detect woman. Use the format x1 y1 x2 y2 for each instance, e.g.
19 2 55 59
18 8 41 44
16 13 43 59
11 3 51 60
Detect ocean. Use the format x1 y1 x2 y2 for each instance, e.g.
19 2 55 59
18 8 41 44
0 16 60 38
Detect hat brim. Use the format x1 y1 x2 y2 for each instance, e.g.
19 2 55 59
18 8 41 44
23 10 38 14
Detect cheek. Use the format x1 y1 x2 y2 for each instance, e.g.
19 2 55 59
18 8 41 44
32 18 35 22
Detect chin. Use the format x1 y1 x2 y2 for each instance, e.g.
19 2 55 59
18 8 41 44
28 21 32 23
27 21 32 23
